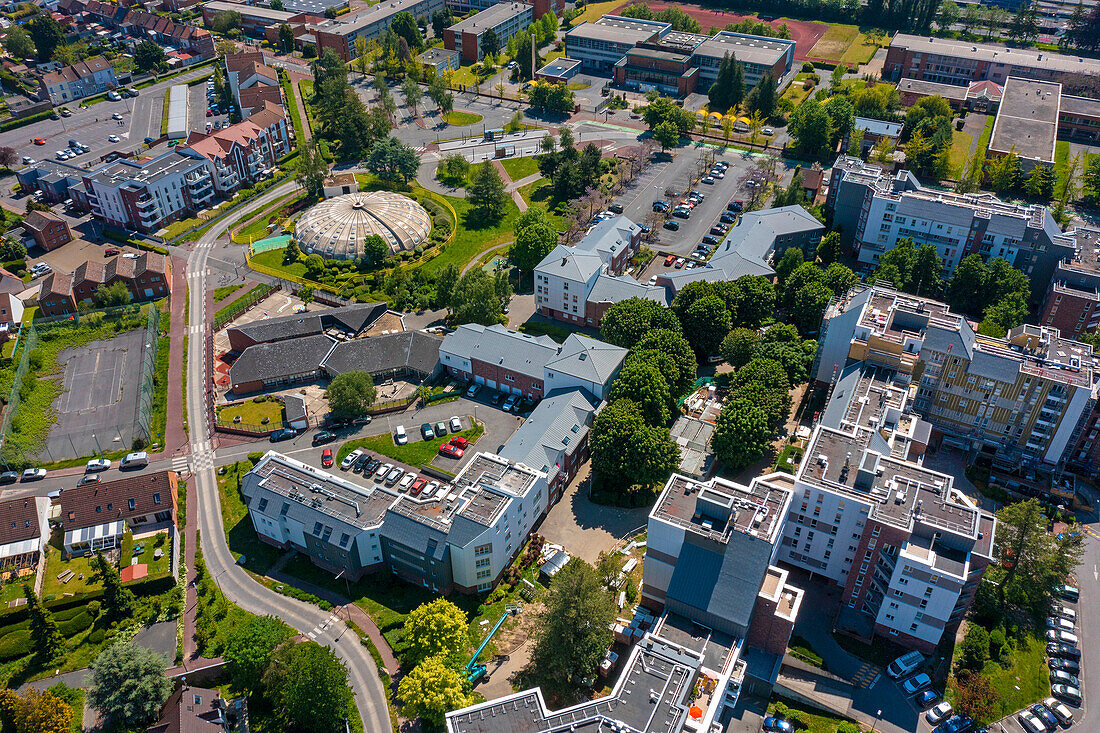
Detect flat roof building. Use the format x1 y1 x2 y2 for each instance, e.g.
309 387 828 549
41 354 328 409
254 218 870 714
565 15 668 74
312 0 446 61
989 77 1061 169
444 1 533 63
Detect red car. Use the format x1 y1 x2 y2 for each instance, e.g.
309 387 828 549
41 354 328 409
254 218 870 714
439 443 464 459
321 448 333 467
450 436 470 449
104 247 120 256
409 478 427 496
33 138 46 145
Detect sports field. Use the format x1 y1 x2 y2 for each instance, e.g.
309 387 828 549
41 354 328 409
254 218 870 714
806 24 883 67
640 3 828 60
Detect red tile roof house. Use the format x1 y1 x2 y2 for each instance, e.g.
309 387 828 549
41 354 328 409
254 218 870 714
181 103 290 195
59 471 178 558
146 685 247 733
0 496 51 581
37 251 171 316
21 210 73 251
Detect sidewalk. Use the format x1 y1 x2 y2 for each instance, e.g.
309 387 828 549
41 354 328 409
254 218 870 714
164 256 188 456
492 159 528 213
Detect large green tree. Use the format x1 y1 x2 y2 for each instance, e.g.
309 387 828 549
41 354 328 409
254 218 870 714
451 268 510 324
263 641 355 733
3 26 34 59
87 643 173 729
789 281 833 333
510 207 559 273
467 162 508 225
599 298 681 348
525 559 616 699
91 552 134 622
401 598 468 668
632 329 697 398
730 381 791 432
680 294 731 357
994 499 1085 617
133 39 167 74
590 399 679 492
224 615 293 694
366 136 419 182
712 398 771 470
607 361 672 426
390 11 424 50
720 328 761 368
29 16 65 61
326 370 378 417
397 656 474 727
295 140 327 199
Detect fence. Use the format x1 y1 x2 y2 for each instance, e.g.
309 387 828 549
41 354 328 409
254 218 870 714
0 303 160 467
213 283 277 330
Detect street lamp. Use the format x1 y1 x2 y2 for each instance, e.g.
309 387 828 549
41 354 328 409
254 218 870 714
870 709 882 733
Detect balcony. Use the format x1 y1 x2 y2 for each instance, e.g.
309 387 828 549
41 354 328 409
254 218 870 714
136 196 156 211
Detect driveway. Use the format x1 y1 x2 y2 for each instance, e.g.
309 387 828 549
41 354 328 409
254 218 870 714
537 465 650 563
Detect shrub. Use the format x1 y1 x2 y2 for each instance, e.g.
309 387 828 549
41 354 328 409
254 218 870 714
0 629 32 660
88 628 107 644
58 611 93 636
837 723 860 733
247 452 264 466
88 600 102 617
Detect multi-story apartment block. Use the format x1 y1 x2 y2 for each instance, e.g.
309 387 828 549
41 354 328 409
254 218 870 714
182 102 290 194
444 2 533 63
201 1 300 37
446 0 562 16
242 450 549 592
14 160 85 204
777 364 996 651
884 33 1100 87
439 324 627 401
1042 227 1100 340
534 215 665 326
448 471 804 733
565 15 669 74
80 152 215 234
312 0 446 62
223 52 282 120
38 56 118 105
38 251 171 316
814 284 1100 483
826 156 1070 298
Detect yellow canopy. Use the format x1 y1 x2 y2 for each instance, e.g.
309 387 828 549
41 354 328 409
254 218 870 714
709 111 724 121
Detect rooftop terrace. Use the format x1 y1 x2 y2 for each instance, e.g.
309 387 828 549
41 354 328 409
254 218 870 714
652 473 789 545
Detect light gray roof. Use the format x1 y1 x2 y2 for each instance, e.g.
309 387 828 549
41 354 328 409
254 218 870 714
535 244 604 284
665 530 770 636
447 1 530 33
587 273 668 305
578 215 640 261
854 116 903 138
441 324 560 380
499 390 597 474
322 331 441 376
380 508 449 560
545 334 627 385
284 393 307 423
890 33 1100 77
923 321 975 360
968 349 1020 383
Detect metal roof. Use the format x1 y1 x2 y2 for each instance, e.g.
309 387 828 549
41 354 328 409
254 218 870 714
499 390 597 474
545 334 627 385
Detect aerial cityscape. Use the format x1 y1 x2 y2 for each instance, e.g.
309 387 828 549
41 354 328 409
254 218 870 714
0 0 1096 731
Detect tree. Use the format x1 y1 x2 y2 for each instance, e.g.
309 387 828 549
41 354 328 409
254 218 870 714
437 153 470 187
946 254 988 316
511 207 559 272
264 641 355 733
528 81 575 114
450 268 507 324
526 559 616 699
732 275 777 327
4 26 35 59
278 23 295 53
402 77 422 115
746 71 776 119
953 670 1000 724
817 231 841 266
788 98 831 154
224 615 292 694
466 162 507 224
29 16 65 61
783 262 825 309
90 281 132 308
681 295 731 357
3 688 72 733
956 623 989 672
774 247 804 290
480 27 500 58
600 298 681 348
652 120 680 151
0 237 24 262
983 292 1028 333
712 398 771 469
362 235 388 267
88 642 172 728
432 9 454 37
633 329 697 398
589 399 679 492
731 380 791 432
608 361 672 426
210 9 243 34
995 498 1085 616
398 656 474 727
937 0 959 29
296 141 327 199
133 39 167 74
789 281 833 334
708 52 742 113
435 263 460 310
402 598 468 668
720 328 761 368
326 370 378 417
390 11 423 50
366 136 419 182
1024 164 1053 199
23 585 64 661
514 31 542 80
986 150 1021 193
961 1 981 33
1008 1 1039 41
91 552 134 621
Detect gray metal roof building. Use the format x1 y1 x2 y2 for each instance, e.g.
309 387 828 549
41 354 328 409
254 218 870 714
499 390 597 475
322 330 442 378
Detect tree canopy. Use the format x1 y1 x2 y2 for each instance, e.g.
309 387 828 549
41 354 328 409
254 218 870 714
467 162 508 224
326 370 378 417
88 643 173 728
401 598 468 668
263 641 356 733
712 398 771 470
510 207 559 273
366 136 419 182
993 499 1084 617
599 298 681 349
590 399 679 493
397 656 475 727
224 615 293 694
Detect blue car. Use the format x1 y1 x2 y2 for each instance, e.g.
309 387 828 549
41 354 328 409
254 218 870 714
763 717 794 733
933 714 974 733
917 689 940 708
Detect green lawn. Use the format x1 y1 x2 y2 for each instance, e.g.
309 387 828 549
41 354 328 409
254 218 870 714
766 700 860 733
518 321 572 342
566 81 591 90
247 249 311 280
42 530 102 599
1054 140 1072 199
335 423 484 468
213 283 243 302
782 78 815 107
280 71 305 144
573 0 627 25
976 115 995 152
443 110 484 126
422 191 522 275
806 23 860 63
218 460 282 575
217 398 286 427
948 630 1050 720
213 283 276 328
500 156 541 181
949 128 974 178
841 30 886 67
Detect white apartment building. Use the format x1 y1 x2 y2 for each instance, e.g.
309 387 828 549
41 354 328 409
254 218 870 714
80 152 214 234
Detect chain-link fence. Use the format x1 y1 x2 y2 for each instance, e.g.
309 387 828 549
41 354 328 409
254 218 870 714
1 304 160 467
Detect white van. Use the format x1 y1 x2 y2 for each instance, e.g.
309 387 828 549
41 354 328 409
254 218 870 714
395 425 408 445
120 451 148 469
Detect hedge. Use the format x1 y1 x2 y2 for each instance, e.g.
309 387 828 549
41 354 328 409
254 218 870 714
0 571 174 626
0 109 54 133
0 629 32 660
58 611 93 637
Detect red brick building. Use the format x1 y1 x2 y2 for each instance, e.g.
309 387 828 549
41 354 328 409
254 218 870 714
21 210 72 252
37 252 170 316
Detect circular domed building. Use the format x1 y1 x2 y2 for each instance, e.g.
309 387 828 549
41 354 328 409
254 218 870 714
294 190 432 260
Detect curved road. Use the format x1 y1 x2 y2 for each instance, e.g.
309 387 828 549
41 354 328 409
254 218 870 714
184 180 391 733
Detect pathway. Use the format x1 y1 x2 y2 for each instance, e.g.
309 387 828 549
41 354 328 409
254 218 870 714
285 68 313 144
163 256 188 456
492 159 528 213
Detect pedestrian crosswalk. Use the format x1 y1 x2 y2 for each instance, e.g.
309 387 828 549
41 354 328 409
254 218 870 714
191 452 215 473
170 455 190 473
306 613 343 640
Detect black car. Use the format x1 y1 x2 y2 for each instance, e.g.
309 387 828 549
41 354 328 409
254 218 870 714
727 199 744 212
0 471 16 485
1049 656 1080 674
639 224 651 233
1030 703 1059 730
354 454 373 472
652 200 669 212
608 203 624 214
270 428 297 442
664 220 680 231
1047 642 1082 660
932 715 974 733
672 208 690 219
720 211 737 223
312 430 337 446
710 225 726 236
702 235 720 245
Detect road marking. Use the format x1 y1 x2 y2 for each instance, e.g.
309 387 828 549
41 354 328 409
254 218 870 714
170 456 190 472
307 631 316 639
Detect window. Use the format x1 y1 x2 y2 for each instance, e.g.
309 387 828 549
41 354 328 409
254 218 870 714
257 498 268 512
474 544 492 556
127 498 135 510
476 569 492 580
339 533 350 548
313 522 323 536
153 492 161 505
475 558 490 568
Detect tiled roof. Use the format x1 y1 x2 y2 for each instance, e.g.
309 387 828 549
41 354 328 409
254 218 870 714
0 496 45 546
59 471 177 531
22 209 64 233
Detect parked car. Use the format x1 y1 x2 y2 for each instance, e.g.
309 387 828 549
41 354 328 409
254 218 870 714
702 235 720 245
77 474 101 486
1051 684 1082 706
1050 603 1077 622
107 134 120 143
608 203 624 213
423 481 440 498
502 394 520 411
466 383 481 397
321 448 334 467
111 112 122 120
409 478 427 496
1049 670 1079 687
121 451 147 469
902 673 931 694
450 436 470 449
1046 629 1078 645
20 468 46 481
1042 696 1074 725
1048 656 1080 674
394 425 408 445
675 258 686 268
450 416 462 432
932 714 974 733
664 254 677 266
727 199 743 211
399 473 416 492
374 463 393 480
1046 642 1081 660
663 220 680 231
762 717 793 733
33 138 46 145
672 208 690 219
0 472 17 485
652 200 669 212
354 454 374 473
926 702 953 724
105 247 120 256
702 176 715 184
1047 617 1075 632
1029 703 1059 730
86 458 111 472
720 211 737 223
270 424 297 442
916 690 939 708
439 442 464 459
421 423 435 440
1056 584 1079 603
385 467 404 486
1017 710 1048 733
435 420 448 437
312 431 336 446
887 651 925 679
710 225 726 236
341 449 363 470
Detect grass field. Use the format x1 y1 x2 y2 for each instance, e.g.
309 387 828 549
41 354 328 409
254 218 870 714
444 110 483 126
1054 140 1072 200
976 115 995 153
500 156 541 181
807 24 859 62
782 76 816 107
766 700 859 733
422 190 522 274
949 128 974 178
216 398 285 427
213 283 243 302
335 423 484 468
566 81 591 90
573 0 626 25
